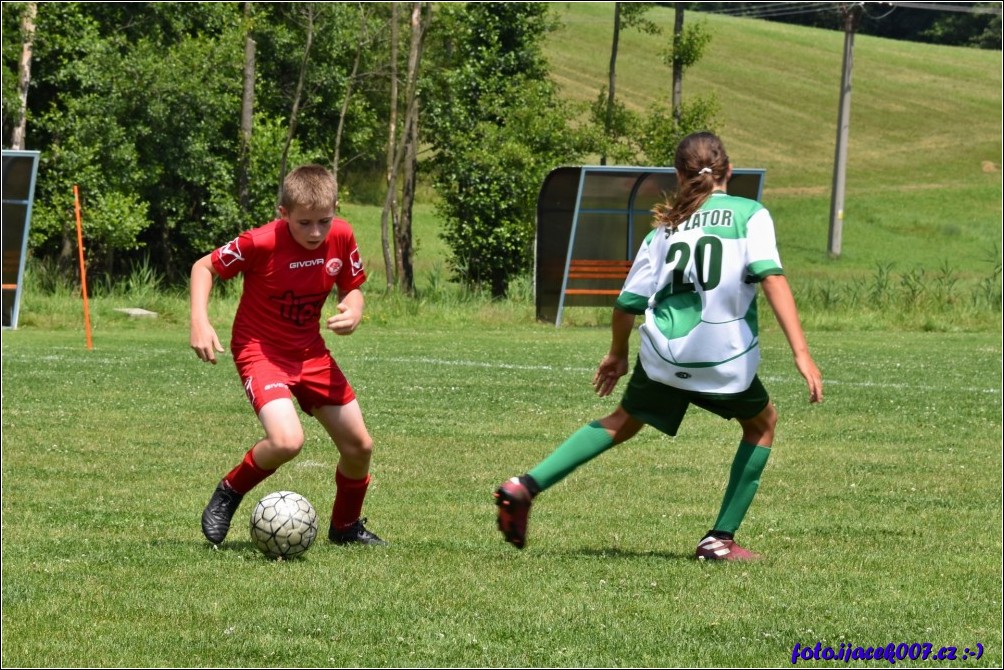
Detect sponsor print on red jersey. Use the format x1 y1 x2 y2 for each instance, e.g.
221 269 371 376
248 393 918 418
210 218 366 357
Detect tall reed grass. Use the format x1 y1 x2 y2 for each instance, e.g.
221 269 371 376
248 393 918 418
14 254 1001 334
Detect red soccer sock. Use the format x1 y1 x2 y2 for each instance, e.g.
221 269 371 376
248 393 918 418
330 470 371 531
222 448 276 495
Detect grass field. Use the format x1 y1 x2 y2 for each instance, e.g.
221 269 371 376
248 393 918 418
543 4 1000 191
1 319 1001 667
3 4 1001 668
542 4 1002 301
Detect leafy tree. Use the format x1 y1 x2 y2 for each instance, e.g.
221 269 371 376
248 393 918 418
693 2 1001 50
638 96 721 166
923 6 1002 49
1 4 22 134
590 87 640 165
381 2 430 296
425 2 587 297
9 3 248 280
3 3 392 285
637 5 718 166
251 3 393 196
666 4 711 122
598 2 661 165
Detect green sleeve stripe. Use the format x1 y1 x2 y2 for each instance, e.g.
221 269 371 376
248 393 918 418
746 261 784 283
614 292 648 314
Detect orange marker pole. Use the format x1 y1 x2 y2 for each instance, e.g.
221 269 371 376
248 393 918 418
73 185 94 350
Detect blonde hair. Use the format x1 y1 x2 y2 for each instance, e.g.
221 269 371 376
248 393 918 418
652 132 730 230
279 164 338 212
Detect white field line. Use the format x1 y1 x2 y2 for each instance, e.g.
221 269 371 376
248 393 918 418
359 355 1002 395
9 350 1001 395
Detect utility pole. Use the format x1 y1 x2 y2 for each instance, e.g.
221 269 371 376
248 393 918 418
828 2 862 259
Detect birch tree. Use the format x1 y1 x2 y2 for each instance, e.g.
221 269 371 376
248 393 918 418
9 1 36 149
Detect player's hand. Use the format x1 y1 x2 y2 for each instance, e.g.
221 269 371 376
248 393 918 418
795 353 823 404
190 322 224 364
593 354 629 397
327 302 360 336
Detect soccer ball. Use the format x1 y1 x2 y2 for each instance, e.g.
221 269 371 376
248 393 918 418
249 491 318 560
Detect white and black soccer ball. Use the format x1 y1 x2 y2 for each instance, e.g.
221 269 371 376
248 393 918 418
249 491 318 560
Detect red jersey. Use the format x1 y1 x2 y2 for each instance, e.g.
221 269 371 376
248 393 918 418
210 217 366 359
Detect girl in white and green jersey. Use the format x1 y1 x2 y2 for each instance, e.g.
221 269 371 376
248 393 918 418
495 132 823 561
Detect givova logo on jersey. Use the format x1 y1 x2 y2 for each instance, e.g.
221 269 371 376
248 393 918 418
289 258 325 270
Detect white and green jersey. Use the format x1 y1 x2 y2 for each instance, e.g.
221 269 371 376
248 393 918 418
614 192 784 394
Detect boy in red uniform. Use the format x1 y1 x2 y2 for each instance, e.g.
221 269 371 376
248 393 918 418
190 164 385 546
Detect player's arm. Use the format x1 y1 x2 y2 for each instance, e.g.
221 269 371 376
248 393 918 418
593 307 636 397
760 274 823 404
327 287 364 336
190 253 225 364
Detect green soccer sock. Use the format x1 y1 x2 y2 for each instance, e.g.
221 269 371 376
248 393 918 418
712 441 772 535
527 421 617 492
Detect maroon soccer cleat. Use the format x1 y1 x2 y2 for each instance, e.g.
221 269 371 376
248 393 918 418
494 477 533 549
695 535 762 561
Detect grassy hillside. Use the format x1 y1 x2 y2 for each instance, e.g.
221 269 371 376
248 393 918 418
542 4 1002 283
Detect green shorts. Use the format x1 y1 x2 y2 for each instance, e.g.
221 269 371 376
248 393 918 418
620 359 770 437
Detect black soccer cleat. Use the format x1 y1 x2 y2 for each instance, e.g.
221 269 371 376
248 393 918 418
328 518 387 546
201 480 245 545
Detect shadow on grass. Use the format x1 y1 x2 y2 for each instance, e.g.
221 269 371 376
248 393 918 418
201 539 296 561
566 547 695 561
202 539 254 553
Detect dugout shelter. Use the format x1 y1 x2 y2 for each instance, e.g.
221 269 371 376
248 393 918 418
2 150 40 330
535 165 766 326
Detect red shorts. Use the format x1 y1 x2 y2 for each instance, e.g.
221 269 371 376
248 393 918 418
234 350 356 415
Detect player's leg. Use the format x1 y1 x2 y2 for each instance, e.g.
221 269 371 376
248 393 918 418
495 406 644 549
697 383 777 561
495 360 688 549
202 359 301 545
253 397 307 467
313 401 386 546
529 407 644 490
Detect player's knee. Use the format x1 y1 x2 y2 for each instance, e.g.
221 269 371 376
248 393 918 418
268 431 305 459
599 408 643 444
762 402 778 432
740 402 777 445
338 435 373 461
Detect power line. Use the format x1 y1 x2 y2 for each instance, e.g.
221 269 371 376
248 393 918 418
701 1 1002 19
883 2 1003 15
701 3 835 19
860 3 898 20
739 4 840 19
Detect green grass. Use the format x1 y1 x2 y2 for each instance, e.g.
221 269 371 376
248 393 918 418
3 8 1001 667
543 4 1002 301
544 4 1001 188
2 321 1001 667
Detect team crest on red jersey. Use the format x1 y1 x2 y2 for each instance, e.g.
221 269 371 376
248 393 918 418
218 238 244 267
350 247 363 276
326 258 343 276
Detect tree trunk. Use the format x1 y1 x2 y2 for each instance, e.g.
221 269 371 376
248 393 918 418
238 3 255 218
602 2 621 166
396 109 417 296
380 3 400 290
278 4 315 205
672 3 684 124
10 2 37 150
394 2 430 296
332 6 369 209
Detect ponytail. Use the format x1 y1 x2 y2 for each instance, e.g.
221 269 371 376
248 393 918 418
653 132 730 231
